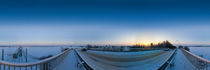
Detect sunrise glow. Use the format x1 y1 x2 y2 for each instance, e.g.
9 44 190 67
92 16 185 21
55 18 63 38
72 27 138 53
135 41 159 46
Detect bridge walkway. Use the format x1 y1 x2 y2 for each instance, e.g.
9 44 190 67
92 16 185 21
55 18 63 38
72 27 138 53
54 50 84 70
167 49 194 70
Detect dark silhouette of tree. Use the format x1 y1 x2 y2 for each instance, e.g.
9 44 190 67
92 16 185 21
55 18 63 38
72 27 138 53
151 43 154 48
164 40 176 49
184 46 190 51
87 44 92 50
179 45 183 48
156 40 176 49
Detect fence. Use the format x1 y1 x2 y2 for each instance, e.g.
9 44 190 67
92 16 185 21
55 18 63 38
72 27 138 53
0 48 71 70
181 49 210 70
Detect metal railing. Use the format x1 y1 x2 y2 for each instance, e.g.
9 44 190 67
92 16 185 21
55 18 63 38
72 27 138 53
74 50 93 70
158 49 177 70
89 48 169 52
181 49 210 70
0 48 71 70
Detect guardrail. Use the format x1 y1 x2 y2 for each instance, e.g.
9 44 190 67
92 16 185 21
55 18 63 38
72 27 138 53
89 48 169 52
0 48 71 70
158 49 177 70
181 48 210 70
74 50 93 70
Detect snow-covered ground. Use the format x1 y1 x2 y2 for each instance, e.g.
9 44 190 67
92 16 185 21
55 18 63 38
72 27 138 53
0 47 204 70
0 46 66 63
189 47 210 60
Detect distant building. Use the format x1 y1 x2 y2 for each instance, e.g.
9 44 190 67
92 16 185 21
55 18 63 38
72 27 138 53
122 46 130 52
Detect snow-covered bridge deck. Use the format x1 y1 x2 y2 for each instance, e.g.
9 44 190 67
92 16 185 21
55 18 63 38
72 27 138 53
76 49 175 70
166 49 194 70
54 48 202 70
54 50 84 70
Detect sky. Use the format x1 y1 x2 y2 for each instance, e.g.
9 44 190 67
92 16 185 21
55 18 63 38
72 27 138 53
0 0 210 46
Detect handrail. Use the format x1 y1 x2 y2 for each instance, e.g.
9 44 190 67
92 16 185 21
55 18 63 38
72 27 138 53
0 48 71 67
74 50 93 70
181 49 210 63
181 48 210 70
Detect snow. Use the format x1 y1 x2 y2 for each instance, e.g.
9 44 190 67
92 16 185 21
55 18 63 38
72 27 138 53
0 46 204 70
189 47 210 60
167 49 194 70
54 50 84 70
0 46 69 70
0 47 62 63
77 49 174 70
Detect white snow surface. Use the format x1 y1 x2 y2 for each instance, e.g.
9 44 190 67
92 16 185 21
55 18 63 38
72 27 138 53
54 50 84 70
167 49 194 70
189 47 210 60
77 50 174 70
0 47 62 63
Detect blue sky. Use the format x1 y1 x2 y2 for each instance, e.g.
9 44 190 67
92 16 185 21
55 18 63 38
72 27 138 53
0 0 210 46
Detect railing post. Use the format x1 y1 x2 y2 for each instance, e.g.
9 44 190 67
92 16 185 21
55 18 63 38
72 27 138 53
2 49 4 61
39 64 44 70
46 63 48 70
35 65 37 70
31 66 32 70
8 65 10 70
206 62 207 70
44 64 46 70
3 64 5 70
25 66 27 70
26 48 28 63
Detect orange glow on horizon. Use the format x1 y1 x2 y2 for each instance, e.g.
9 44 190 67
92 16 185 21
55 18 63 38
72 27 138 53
135 41 159 46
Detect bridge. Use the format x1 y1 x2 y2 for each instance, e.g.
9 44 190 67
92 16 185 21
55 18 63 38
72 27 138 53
0 48 209 70
75 49 176 70
72 48 210 70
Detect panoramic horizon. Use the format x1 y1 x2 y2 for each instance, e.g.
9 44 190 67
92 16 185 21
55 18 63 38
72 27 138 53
0 0 210 70
0 0 210 46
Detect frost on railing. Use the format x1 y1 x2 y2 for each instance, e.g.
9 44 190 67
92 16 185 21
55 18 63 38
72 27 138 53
181 49 210 70
0 48 71 70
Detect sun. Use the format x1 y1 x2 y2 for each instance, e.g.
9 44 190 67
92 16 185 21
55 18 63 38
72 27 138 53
136 41 158 46
140 41 152 46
